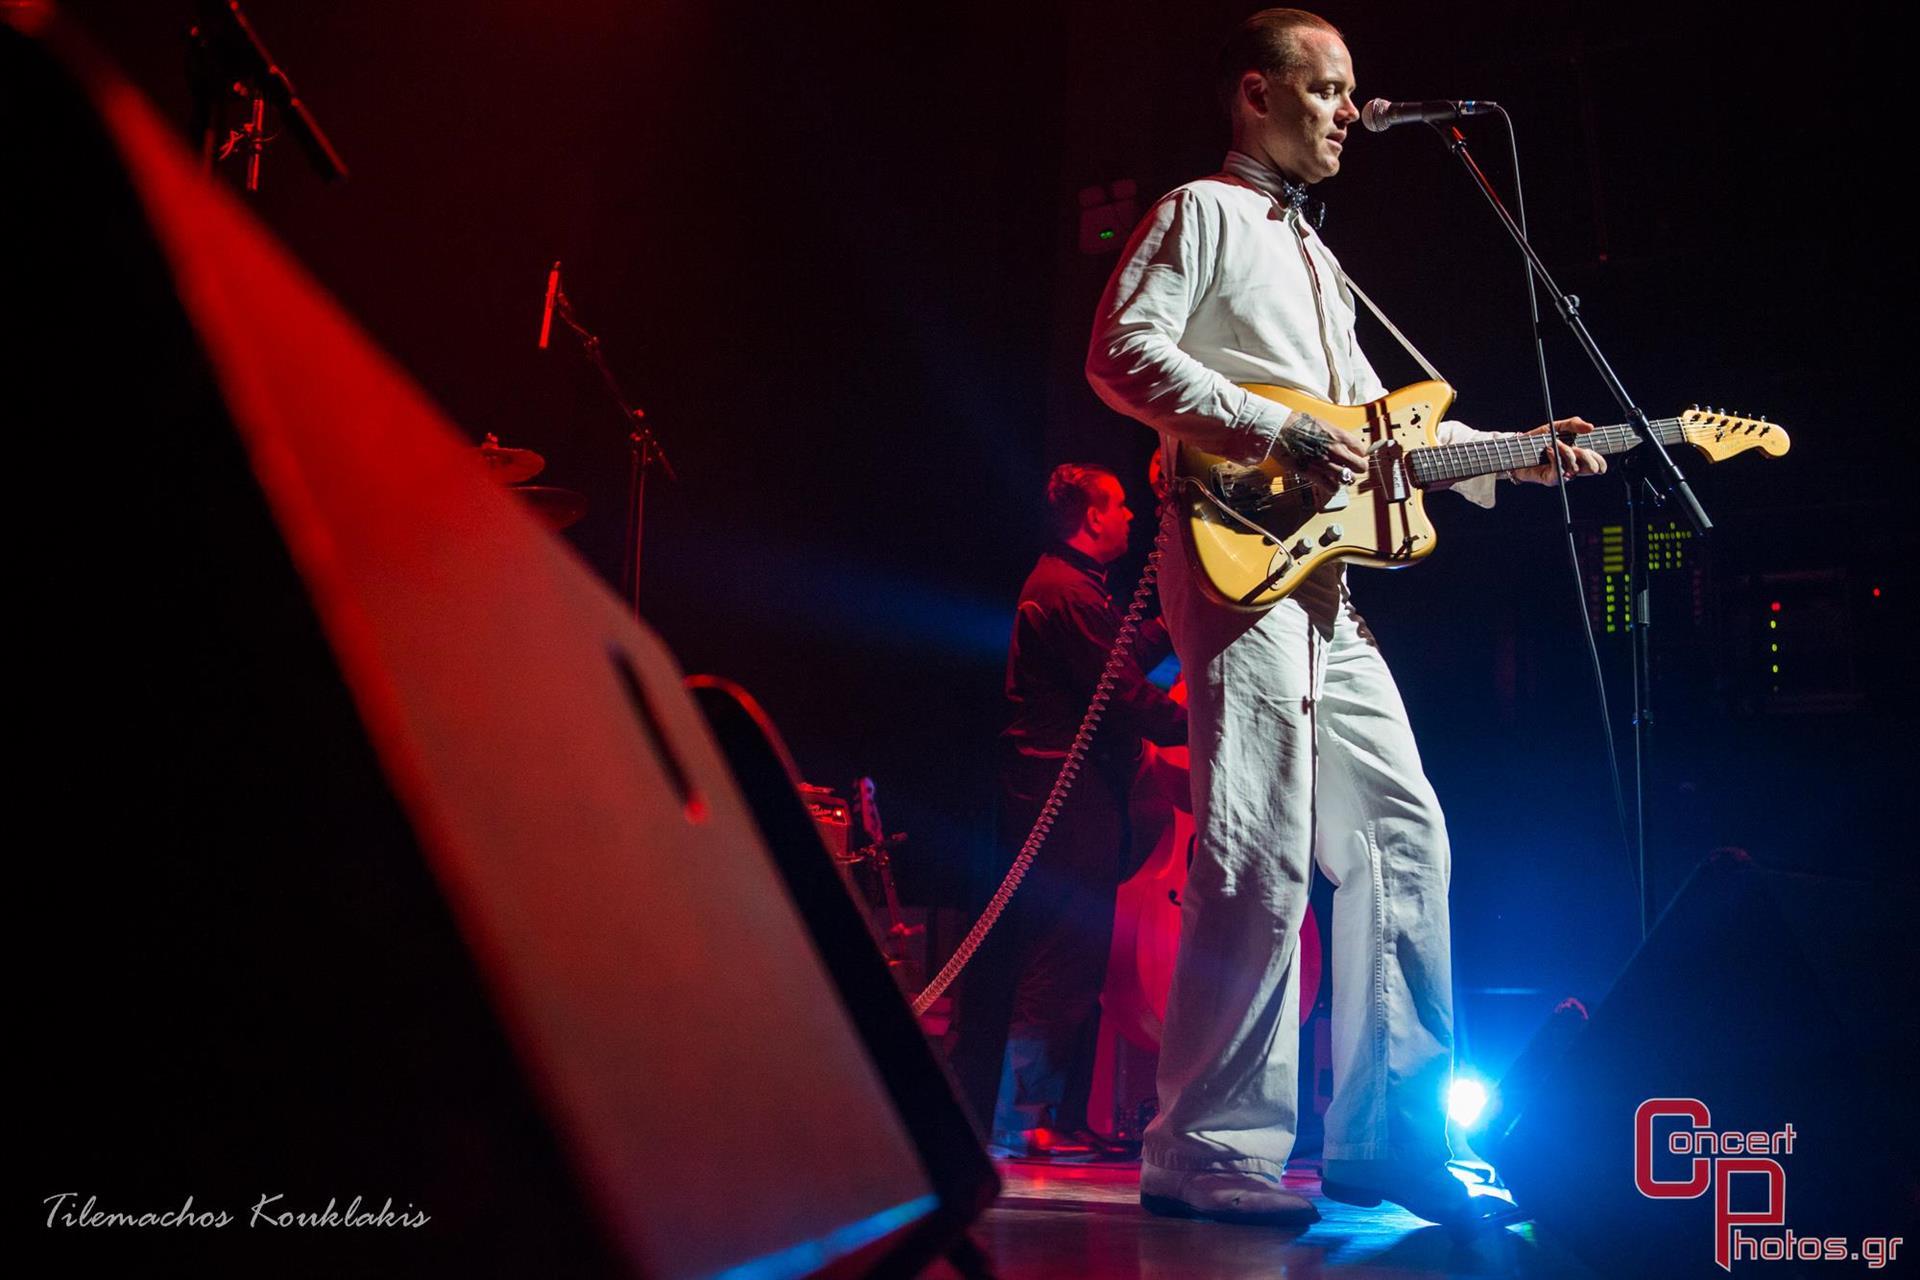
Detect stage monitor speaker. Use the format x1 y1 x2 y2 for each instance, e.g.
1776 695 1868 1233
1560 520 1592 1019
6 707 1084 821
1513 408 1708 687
12 10 992 1276
1494 855 1917 1279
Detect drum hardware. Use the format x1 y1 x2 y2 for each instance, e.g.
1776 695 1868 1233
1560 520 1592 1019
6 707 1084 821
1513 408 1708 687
475 435 588 531
477 433 546 485
510 485 589 532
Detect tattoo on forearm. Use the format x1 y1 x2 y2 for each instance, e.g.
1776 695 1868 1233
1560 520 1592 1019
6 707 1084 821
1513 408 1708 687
1275 410 1333 464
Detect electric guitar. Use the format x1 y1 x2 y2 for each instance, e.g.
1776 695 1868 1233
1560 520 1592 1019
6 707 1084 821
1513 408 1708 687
1176 380 1790 611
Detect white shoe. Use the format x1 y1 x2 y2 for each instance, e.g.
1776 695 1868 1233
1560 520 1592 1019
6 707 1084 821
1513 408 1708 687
1139 1163 1320 1227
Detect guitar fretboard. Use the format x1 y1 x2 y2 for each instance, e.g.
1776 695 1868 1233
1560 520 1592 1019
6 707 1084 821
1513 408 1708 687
1407 419 1685 486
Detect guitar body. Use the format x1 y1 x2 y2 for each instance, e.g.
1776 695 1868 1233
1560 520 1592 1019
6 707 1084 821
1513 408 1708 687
1176 380 1456 610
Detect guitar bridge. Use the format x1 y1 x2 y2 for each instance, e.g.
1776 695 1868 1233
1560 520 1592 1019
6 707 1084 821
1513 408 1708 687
1374 441 1410 502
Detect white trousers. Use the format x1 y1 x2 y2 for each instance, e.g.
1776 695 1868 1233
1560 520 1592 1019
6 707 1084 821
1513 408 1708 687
1143 527 1455 1174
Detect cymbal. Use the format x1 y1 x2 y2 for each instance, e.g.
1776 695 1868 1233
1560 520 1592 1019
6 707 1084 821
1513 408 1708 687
478 434 544 485
513 485 588 531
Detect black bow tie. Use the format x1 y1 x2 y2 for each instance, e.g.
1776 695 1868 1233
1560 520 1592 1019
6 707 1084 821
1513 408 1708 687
1276 176 1326 229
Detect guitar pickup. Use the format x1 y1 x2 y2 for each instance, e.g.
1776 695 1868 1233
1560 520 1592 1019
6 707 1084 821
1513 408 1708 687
1210 461 1265 503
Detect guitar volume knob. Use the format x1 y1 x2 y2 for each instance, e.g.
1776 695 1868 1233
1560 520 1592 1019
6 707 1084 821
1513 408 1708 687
1319 524 1344 545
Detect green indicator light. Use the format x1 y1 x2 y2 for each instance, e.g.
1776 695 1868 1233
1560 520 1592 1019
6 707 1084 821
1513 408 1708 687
1099 228 1116 240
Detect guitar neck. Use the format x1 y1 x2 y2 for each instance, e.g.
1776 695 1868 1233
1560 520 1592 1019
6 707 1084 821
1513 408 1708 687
1408 419 1683 487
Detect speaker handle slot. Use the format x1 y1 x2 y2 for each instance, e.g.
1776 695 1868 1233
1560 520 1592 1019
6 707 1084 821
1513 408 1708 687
609 645 707 823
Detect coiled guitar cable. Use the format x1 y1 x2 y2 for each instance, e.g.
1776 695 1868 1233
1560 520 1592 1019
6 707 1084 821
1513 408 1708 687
910 516 1171 1016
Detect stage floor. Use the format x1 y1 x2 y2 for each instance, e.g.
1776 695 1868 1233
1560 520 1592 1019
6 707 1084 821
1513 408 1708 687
927 1158 1599 1279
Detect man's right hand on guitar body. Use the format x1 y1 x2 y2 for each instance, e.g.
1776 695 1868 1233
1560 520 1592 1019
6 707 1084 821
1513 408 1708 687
1275 410 1369 488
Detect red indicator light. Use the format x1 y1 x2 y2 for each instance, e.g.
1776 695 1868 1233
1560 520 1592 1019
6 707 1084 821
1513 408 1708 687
1769 601 1782 612
1872 587 1882 598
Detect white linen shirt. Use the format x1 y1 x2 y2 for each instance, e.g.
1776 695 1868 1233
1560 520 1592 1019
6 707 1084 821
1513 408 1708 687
1088 151 1497 507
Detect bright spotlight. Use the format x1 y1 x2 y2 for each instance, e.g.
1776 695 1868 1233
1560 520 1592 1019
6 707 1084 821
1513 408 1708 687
1448 1077 1490 1127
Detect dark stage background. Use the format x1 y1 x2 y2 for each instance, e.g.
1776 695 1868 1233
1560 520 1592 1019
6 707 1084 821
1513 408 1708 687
61 0 1910 1046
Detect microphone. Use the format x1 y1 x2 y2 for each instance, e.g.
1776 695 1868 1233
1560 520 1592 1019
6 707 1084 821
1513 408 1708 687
1360 99 1499 132
538 260 561 349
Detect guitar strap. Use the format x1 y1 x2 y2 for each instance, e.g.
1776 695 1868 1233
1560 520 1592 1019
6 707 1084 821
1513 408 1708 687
1332 257 1447 386
1247 176 1449 387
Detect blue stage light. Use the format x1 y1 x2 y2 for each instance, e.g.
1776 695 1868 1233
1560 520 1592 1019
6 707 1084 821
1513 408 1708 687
1448 1076 1492 1128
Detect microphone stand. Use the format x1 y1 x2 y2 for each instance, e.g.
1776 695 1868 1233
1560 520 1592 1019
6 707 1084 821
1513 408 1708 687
549 285 677 620
1429 123 1711 941
186 0 348 191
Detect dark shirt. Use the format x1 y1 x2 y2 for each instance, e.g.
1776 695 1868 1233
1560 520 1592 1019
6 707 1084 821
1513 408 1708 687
1000 543 1186 776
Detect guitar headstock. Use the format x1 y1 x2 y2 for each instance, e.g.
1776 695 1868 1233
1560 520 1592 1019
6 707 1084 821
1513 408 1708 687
1677 406 1792 460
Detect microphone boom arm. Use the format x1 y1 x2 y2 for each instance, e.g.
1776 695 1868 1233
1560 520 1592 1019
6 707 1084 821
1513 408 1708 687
544 280 677 619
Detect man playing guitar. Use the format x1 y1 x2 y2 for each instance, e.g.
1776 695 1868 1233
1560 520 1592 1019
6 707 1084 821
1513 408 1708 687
1085 7 1606 1228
